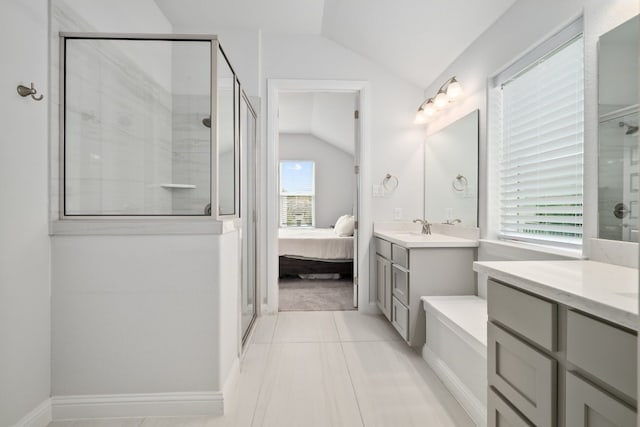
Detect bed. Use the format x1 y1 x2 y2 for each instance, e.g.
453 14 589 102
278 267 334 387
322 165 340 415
278 227 354 277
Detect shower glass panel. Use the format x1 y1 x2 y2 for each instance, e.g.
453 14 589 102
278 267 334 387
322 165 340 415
598 112 639 241
217 49 236 216
240 92 258 343
63 38 212 216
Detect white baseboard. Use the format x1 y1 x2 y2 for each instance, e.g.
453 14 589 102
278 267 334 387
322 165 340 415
51 392 223 420
359 302 380 315
222 357 240 408
11 398 52 427
422 346 486 427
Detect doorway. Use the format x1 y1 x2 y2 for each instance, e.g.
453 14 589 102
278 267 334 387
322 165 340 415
266 80 369 313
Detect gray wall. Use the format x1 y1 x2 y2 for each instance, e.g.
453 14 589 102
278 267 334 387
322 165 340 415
279 133 354 228
0 0 51 425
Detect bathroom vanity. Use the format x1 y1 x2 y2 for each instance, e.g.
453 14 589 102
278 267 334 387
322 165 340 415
374 226 478 347
474 260 638 427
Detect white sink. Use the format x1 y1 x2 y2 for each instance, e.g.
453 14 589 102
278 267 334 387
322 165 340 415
375 231 479 248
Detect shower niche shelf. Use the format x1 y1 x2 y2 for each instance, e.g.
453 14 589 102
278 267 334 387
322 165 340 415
161 184 197 189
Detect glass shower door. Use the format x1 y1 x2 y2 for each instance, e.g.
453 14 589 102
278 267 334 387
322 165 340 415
240 92 258 343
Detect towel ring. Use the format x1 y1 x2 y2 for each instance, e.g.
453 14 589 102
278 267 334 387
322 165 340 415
383 174 399 192
452 174 468 192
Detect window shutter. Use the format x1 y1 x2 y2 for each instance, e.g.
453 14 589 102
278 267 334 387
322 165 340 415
498 35 584 246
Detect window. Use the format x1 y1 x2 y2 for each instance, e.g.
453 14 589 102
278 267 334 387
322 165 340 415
492 21 584 247
279 161 315 227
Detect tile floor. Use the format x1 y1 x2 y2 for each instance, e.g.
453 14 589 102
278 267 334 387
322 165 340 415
49 311 474 427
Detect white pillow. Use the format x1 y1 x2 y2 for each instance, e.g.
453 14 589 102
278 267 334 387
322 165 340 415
334 215 355 236
334 214 348 229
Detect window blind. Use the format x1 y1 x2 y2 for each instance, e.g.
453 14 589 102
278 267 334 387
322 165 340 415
498 35 584 246
279 161 315 227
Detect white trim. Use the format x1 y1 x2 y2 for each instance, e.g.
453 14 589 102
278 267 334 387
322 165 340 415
265 79 371 313
51 392 223 420
222 357 241 404
11 399 52 427
422 346 487 427
49 218 240 236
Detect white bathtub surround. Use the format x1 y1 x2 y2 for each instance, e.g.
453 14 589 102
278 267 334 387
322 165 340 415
473 260 639 331
422 296 488 427
588 238 639 268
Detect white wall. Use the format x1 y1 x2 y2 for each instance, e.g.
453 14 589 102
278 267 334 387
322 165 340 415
422 0 639 261
310 93 357 155
279 92 357 155
0 0 51 425
263 34 425 222
279 133 354 227
51 235 224 394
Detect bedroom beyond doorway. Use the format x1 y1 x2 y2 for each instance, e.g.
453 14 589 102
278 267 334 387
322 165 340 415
276 91 359 311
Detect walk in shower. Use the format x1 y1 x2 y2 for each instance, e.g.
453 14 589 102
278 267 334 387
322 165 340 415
61 34 238 218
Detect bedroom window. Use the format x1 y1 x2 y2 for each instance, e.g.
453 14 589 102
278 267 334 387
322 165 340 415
279 161 315 227
491 18 584 248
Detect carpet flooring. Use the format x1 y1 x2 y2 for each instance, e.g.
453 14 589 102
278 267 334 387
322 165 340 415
279 277 356 311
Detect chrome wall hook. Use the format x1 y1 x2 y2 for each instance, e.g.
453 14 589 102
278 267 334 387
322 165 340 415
17 82 44 101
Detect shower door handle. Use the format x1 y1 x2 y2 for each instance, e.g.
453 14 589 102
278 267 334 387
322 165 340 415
614 202 629 219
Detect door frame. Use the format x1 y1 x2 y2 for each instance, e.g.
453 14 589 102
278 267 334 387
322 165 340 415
265 79 371 313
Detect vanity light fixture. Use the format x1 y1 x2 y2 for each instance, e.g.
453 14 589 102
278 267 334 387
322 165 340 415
415 76 462 123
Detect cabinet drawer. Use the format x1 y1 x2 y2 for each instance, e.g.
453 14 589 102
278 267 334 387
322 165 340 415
488 388 533 427
375 238 391 259
488 322 556 427
391 297 409 340
488 280 557 351
566 371 636 427
566 310 637 400
391 264 409 306
391 244 409 268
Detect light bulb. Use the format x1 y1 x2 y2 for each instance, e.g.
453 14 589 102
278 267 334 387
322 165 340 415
434 91 449 108
446 79 462 99
424 101 436 116
415 108 426 124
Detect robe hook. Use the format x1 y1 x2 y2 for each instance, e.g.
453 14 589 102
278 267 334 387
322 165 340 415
17 82 44 101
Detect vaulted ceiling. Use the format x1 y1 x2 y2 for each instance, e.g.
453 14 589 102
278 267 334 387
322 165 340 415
154 0 517 88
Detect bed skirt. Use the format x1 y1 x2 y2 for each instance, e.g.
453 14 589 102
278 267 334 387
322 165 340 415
279 256 353 278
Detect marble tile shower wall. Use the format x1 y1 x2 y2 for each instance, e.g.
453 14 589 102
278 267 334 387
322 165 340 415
65 40 174 215
171 95 211 215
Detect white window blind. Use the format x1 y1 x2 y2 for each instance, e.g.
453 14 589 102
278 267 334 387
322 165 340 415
279 161 315 227
497 33 584 247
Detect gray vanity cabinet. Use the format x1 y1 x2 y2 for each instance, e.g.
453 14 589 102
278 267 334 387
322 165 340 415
487 279 638 427
374 237 476 347
566 372 636 427
488 388 533 427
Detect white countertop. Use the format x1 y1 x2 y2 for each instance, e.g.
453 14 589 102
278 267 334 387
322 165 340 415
474 260 639 331
374 231 479 248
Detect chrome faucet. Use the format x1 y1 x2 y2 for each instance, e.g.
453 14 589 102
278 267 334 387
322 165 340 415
443 218 462 225
413 219 431 235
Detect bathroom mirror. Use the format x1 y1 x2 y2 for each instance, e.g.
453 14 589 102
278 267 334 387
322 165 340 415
598 16 639 241
424 110 479 226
